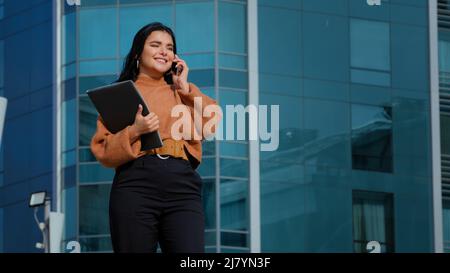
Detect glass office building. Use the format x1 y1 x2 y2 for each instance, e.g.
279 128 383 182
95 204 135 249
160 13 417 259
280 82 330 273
0 0 56 252
0 0 447 253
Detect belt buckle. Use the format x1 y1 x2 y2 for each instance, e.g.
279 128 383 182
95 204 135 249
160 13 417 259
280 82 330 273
157 154 170 160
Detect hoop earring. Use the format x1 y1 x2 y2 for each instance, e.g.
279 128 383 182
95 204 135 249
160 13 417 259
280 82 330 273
136 59 140 70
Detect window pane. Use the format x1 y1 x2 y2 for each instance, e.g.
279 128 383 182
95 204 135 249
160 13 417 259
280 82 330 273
175 2 214 53
183 53 215 69
201 140 215 157
219 53 247 70
350 19 390 71
79 59 118 76
79 236 112 253
62 186 77 239
79 96 98 146
79 147 97 163
79 75 117 95
260 73 302 97
205 230 216 246
79 184 112 236
79 8 117 59
350 69 390 87
119 4 173 57
189 69 215 87
439 40 450 73
64 165 76 189
62 12 76 64
203 178 216 229
220 141 248 158
221 231 247 248
197 157 216 177
220 178 248 232
259 6 301 77
62 99 76 151
352 104 393 173
220 158 248 178
219 1 246 53
443 200 450 252
303 78 348 101
391 24 428 91
79 163 114 183
220 89 247 106
303 98 350 168
63 63 76 80
62 78 76 102
302 12 349 81
352 190 394 253
219 69 247 89
441 115 450 155
62 150 76 168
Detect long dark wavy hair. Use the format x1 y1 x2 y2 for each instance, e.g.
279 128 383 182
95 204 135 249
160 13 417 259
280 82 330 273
117 22 177 83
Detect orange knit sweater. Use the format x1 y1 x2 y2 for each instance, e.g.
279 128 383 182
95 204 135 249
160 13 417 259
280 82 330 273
90 74 219 169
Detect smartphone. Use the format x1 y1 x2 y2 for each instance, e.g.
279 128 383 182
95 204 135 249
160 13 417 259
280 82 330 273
171 61 183 75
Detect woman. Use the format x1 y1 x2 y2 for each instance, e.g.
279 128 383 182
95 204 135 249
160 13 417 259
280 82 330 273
90 22 219 253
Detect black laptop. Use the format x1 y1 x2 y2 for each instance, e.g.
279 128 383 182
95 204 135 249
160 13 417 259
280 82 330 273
86 80 163 151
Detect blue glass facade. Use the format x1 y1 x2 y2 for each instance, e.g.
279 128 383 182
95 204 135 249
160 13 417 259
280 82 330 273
259 0 433 252
0 0 55 252
0 0 442 253
61 0 249 253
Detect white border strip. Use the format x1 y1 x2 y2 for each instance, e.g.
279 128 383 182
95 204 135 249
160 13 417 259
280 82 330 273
248 0 260 253
429 0 443 253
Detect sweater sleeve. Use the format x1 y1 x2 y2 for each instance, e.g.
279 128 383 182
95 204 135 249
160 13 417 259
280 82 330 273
90 116 141 168
177 82 221 140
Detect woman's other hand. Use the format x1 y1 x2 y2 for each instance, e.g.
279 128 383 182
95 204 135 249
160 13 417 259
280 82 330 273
129 104 159 141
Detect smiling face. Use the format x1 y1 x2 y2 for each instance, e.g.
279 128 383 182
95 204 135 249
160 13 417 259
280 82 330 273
138 30 175 77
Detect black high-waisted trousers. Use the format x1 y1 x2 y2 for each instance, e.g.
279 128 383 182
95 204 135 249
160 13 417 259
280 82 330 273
109 154 204 253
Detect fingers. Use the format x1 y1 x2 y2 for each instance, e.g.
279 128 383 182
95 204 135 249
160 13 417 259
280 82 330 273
136 104 143 116
145 112 156 121
174 55 188 72
143 113 159 133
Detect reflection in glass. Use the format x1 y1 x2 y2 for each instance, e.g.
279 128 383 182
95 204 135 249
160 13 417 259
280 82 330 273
119 4 172 57
62 99 76 151
79 8 117 59
352 104 393 173
79 163 114 183
202 178 216 229
353 190 394 253
444 200 450 253
79 96 98 146
350 19 390 71
79 235 112 253
175 1 214 53
221 178 248 233
79 184 112 236
219 1 246 54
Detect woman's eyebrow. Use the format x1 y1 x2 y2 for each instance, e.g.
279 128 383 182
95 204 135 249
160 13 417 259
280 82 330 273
149 40 173 46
